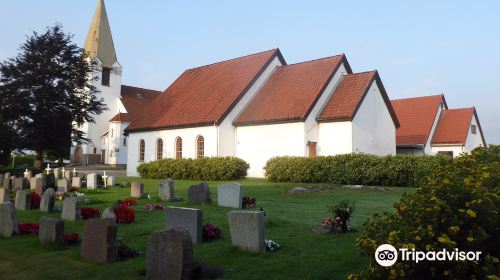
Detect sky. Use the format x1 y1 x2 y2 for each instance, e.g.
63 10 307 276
1 0 499 144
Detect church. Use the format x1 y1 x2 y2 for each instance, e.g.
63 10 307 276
72 0 486 178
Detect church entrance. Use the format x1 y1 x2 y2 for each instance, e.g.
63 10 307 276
74 146 82 165
101 149 106 164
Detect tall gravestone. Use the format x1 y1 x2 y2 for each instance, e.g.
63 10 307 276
87 173 98 189
0 188 10 203
39 217 64 245
80 218 117 263
45 173 55 188
61 197 81 221
72 176 82 188
3 177 12 190
0 202 19 237
147 228 193 280
131 182 144 198
187 182 210 204
14 178 29 190
53 168 60 180
15 189 32 211
0 174 3 184
64 170 72 181
107 176 115 187
165 206 202 244
227 211 266 253
57 178 70 194
217 183 243 209
159 179 175 201
32 178 46 195
40 188 56 212
24 170 33 180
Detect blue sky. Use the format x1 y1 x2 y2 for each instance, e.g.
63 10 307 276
1 0 499 143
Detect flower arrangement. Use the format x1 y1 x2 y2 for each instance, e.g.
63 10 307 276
322 218 333 225
242 197 256 208
31 192 41 209
202 223 223 241
113 205 136 224
64 233 80 245
121 198 137 207
265 239 280 252
327 200 355 233
81 207 101 220
69 187 78 193
143 204 165 211
18 223 39 235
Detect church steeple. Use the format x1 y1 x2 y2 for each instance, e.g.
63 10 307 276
84 0 118 68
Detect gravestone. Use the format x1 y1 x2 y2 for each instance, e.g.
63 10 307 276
131 182 144 198
147 228 193 280
32 178 46 195
2 177 11 190
35 173 44 179
101 207 116 220
40 188 56 212
97 174 104 186
159 179 175 201
0 188 10 202
0 202 19 237
39 217 64 245
14 178 29 190
107 176 115 187
87 173 98 189
15 189 32 211
187 182 210 204
217 183 243 209
165 206 202 244
45 173 55 188
0 174 3 184
227 211 265 253
57 178 70 194
4 172 11 180
80 218 117 263
72 176 82 188
61 197 81 221
24 170 33 180
53 168 61 180
10 176 16 187
64 170 72 181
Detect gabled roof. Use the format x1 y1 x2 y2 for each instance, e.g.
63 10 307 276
432 107 486 145
390 94 447 146
109 85 161 123
234 55 350 126
84 0 118 67
317 71 400 127
126 49 284 132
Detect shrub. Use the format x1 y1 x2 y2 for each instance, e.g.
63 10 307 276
137 157 249 181
327 200 356 233
355 145 499 279
264 154 451 187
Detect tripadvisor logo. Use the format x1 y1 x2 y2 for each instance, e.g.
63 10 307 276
375 244 482 267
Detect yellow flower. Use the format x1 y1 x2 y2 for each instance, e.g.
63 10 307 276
449 226 460 234
466 209 477 218
415 236 422 241
467 236 474 241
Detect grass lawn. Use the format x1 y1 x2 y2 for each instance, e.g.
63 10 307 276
0 178 414 279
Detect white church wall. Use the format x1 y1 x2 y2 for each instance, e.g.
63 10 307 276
424 101 445 154
464 114 485 153
351 81 396 155
236 122 305 178
106 121 128 165
126 126 217 177
431 145 464 157
318 121 353 155
218 56 283 157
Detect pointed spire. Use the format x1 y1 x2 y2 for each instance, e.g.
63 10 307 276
84 0 118 68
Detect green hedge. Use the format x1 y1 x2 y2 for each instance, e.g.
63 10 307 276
137 157 249 181
264 154 452 187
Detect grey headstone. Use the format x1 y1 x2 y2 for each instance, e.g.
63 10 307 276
87 173 98 189
80 218 117 263
131 182 144 198
187 182 210 204
10 176 16 187
45 173 55 188
0 174 3 183
147 228 193 280
15 189 31 211
33 178 46 195
40 188 56 212
165 206 202 244
24 170 33 180
4 172 11 179
0 188 10 203
39 217 64 245
72 176 82 188
57 178 70 194
35 173 44 179
14 178 29 190
0 202 19 237
64 170 72 180
2 177 11 190
53 168 60 180
227 211 265 253
217 183 243 209
101 207 116 220
61 197 81 221
107 176 115 187
159 179 175 201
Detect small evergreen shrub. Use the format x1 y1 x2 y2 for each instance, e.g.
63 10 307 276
264 154 451 187
137 157 249 181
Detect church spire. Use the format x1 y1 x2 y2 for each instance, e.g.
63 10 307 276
84 0 118 68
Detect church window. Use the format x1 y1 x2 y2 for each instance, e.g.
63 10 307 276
471 125 477 134
102 67 111 86
111 129 114 138
156 138 163 160
93 147 97 154
139 139 145 162
123 137 127 146
196 135 204 158
175 137 182 159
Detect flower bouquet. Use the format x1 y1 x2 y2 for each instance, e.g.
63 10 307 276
31 192 41 209
114 204 136 224
242 197 256 208
202 223 223 241
64 233 80 246
121 198 137 207
143 204 165 211
18 223 40 235
81 207 101 220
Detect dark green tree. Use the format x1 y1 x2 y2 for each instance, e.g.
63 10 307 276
0 24 107 168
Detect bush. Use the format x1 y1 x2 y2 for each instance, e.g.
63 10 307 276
355 145 499 279
137 157 249 181
264 154 451 187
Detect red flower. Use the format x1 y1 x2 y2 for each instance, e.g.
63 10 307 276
69 187 78 192
202 223 223 241
121 198 137 207
31 192 41 209
242 197 256 208
81 207 100 220
114 205 136 224
64 232 80 245
18 223 40 235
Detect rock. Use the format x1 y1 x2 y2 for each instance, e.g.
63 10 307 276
342 185 364 189
39 217 64 245
187 182 210 204
61 197 81 221
227 211 265 253
40 188 56 212
217 183 243 208
80 218 117 263
165 206 202 244
15 189 31 211
0 202 19 237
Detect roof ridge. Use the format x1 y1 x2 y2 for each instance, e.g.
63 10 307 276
391 94 445 101
121 84 162 93
185 48 279 71
444 107 475 112
345 70 377 76
279 54 344 68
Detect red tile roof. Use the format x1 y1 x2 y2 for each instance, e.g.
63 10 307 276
390 94 446 146
125 49 284 132
318 71 400 127
110 85 162 123
234 55 350 126
432 107 485 145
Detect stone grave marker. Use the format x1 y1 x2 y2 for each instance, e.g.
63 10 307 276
131 182 144 198
15 189 32 211
107 176 115 187
53 168 61 180
80 218 117 263
40 188 56 212
32 178 46 195
57 178 70 194
14 178 29 190
61 197 81 221
45 173 55 188
217 183 243 209
2 177 11 190
0 174 3 184
72 176 82 188
23 169 32 180
159 178 175 201
147 228 193 280
0 202 19 237
0 188 10 203
39 217 64 245
165 206 202 244
87 173 98 189
227 211 265 253
64 170 72 181
101 207 116 220
4 172 11 180
187 182 210 204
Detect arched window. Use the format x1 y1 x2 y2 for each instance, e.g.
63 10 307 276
156 138 163 160
196 135 204 158
139 139 145 162
175 137 182 159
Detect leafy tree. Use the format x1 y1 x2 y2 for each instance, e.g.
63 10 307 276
0 24 106 168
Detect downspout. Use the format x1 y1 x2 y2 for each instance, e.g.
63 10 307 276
215 124 219 157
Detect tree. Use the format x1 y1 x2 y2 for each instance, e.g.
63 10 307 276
0 24 107 168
